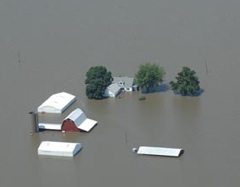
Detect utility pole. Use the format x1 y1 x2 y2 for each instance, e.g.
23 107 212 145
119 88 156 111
205 61 209 75
18 51 21 63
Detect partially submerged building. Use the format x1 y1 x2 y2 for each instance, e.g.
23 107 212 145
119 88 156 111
37 92 76 113
38 141 82 157
113 76 137 92
62 108 97 132
132 146 184 157
104 83 122 97
104 76 138 98
38 108 97 132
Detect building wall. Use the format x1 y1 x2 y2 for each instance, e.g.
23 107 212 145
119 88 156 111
123 87 133 92
105 89 121 97
61 119 80 132
109 90 117 97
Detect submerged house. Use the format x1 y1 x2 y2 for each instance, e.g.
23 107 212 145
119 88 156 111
113 76 137 92
104 76 138 98
37 92 76 113
104 83 122 97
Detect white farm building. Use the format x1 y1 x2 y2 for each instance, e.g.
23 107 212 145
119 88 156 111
132 146 184 157
38 141 82 157
62 108 98 132
37 92 76 113
38 108 98 132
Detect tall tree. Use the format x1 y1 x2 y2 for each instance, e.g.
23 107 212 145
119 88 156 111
85 66 113 99
135 63 165 93
170 67 200 96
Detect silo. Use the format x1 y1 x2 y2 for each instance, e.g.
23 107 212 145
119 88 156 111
29 111 39 133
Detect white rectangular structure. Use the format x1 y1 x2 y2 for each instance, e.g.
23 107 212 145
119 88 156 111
134 146 184 157
38 123 62 130
38 92 76 113
38 141 82 157
78 118 97 132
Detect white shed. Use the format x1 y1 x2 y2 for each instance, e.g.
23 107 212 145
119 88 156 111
37 92 76 113
38 141 82 157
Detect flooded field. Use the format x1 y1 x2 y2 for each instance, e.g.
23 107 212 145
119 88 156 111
1 0 240 186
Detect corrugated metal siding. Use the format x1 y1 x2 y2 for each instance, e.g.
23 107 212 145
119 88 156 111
62 119 80 132
136 146 184 157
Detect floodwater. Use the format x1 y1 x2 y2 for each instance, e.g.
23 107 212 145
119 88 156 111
1 0 240 186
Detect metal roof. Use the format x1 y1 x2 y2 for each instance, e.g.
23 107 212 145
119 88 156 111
105 83 122 96
38 141 82 157
64 108 97 132
37 92 76 113
134 146 184 157
113 76 134 88
38 123 62 130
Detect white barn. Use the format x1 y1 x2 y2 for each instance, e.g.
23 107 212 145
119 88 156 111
37 92 76 113
38 141 82 157
38 108 98 132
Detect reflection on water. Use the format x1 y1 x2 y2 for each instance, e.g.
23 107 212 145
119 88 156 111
172 96 201 124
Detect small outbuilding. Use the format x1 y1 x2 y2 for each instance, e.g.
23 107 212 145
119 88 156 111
37 92 76 113
38 141 82 157
61 108 98 132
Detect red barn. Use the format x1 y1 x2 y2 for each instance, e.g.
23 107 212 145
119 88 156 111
61 108 97 132
62 119 80 132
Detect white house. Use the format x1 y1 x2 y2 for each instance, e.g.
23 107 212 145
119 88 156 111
113 76 137 92
37 92 76 113
104 83 122 97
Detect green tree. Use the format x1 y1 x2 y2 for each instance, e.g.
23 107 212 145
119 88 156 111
85 66 113 99
170 67 200 96
135 63 165 93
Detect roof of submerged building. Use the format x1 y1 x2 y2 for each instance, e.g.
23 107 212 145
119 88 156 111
37 92 76 113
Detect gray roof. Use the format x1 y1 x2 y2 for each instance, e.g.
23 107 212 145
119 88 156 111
107 83 122 95
113 76 134 88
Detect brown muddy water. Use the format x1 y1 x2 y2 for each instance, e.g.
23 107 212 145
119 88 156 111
1 0 240 186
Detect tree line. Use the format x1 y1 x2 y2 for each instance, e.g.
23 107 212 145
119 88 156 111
85 63 202 100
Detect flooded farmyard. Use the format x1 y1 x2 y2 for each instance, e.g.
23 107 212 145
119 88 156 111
1 0 240 186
